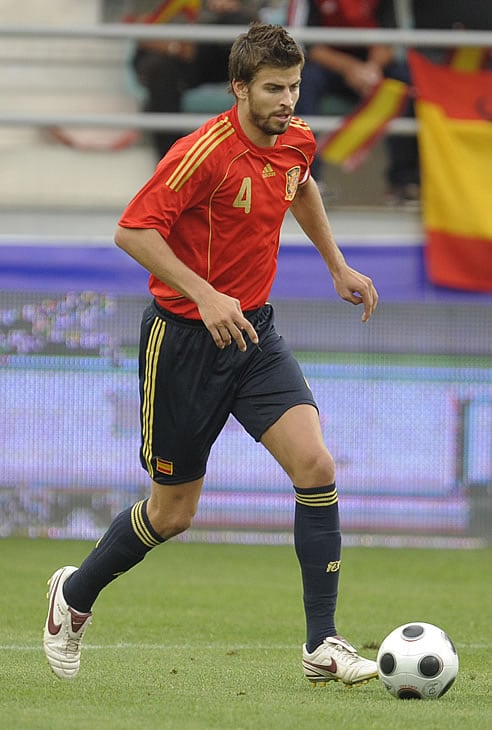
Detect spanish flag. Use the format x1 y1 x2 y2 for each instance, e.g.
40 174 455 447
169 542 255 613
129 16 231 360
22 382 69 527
317 78 409 171
409 51 492 291
124 0 201 23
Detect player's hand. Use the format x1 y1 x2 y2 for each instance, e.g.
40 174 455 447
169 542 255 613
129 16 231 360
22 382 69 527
332 266 379 322
343 59 382 97
197 291 259 352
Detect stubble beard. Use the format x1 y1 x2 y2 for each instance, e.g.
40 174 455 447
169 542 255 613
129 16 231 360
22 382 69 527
250 110 292 137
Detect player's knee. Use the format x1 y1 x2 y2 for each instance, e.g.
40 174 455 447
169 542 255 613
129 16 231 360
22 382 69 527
154 511 194 539
166 514 194 538
148 478 202 538
291 448 335 488
147 498 196 538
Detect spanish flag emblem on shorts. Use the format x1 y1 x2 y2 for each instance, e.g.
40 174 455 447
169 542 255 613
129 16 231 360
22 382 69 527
156 457 174 476
409 51 492 291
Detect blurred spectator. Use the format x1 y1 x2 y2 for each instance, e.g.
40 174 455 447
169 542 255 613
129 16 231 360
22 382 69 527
125 1 260 160
289 0 420 205
411 0 492 66
412 0 492 35
0 292 117 357
257 0 290 24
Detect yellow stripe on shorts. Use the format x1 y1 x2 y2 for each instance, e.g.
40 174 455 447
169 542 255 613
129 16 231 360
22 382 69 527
141 317 166 477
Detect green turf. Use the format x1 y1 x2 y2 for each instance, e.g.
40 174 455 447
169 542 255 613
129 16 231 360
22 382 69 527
1 538 490 729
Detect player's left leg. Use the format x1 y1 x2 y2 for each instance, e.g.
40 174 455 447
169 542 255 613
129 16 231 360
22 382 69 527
63 477 204 613
43 477 204 679
261 404 378 686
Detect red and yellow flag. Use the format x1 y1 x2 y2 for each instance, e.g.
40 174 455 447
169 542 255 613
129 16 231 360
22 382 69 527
124 0 201 23
409 51 492 291
317 78 409 171
447 46 490 72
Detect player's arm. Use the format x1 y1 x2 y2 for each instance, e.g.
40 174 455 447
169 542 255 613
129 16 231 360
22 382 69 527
114 225 259 351
289 177 378 322
308 45 383 97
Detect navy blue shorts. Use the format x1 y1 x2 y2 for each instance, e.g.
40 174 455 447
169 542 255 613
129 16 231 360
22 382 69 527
138 300 317 484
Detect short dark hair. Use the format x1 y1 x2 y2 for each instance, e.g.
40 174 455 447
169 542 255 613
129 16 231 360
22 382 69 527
228 22 305 87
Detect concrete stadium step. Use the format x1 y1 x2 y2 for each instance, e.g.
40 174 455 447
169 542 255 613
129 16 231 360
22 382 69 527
0 142 156 210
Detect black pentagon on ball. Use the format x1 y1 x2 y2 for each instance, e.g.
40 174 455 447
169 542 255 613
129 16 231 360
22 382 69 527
418 654 442 677
439 675 457 697
402 624 424 638
379 652 396 675
444 632 458 655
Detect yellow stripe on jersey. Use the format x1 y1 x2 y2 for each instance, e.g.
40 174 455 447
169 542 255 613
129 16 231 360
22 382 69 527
131 500 161 548
141 317 166 477
295 487 338 507
290 117 311 132
166 118 235 192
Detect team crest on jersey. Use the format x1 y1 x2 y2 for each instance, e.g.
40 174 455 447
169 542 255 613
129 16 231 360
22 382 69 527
285 166 301 201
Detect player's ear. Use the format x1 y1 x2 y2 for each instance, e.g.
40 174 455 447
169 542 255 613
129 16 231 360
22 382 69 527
232 79 248 100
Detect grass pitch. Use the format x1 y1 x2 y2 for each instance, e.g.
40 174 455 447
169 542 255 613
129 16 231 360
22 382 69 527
1 537 490 730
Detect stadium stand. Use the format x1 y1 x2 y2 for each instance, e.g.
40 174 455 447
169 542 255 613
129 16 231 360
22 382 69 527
0 0 156 210
1 2 491 545
0 0 407 214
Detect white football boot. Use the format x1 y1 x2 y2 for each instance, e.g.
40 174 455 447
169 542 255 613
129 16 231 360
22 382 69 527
43 566 92 679
303 635 378 687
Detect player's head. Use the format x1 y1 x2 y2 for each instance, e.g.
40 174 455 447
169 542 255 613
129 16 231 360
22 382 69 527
228 24 304 142
228 22 305 90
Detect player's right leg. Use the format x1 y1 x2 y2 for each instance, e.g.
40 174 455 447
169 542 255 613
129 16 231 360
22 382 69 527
232 308 378 688
261 404 378 687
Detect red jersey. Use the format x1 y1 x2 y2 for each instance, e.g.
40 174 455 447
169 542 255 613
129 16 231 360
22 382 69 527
289 0 380 29
118 104 316 318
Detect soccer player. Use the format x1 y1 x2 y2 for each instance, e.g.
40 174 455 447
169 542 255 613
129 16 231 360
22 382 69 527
44 22 379 686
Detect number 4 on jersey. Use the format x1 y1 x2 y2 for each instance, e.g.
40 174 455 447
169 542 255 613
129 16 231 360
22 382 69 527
233 177 252 214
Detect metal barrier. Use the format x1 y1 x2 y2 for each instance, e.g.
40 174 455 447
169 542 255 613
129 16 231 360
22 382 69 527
0 111 417 135
1 24 490 45
0 25 489 134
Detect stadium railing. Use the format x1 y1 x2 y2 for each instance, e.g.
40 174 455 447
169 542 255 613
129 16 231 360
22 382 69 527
0 25 489 136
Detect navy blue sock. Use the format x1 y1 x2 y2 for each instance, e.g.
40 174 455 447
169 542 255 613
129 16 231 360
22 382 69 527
294 484 341 654
63 499 165 612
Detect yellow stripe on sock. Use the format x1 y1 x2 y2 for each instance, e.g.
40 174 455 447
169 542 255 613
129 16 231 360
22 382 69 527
131 501 161 548
295 488 338 507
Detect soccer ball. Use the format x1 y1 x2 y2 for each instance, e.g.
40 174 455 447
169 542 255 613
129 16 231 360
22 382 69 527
377 622 459 700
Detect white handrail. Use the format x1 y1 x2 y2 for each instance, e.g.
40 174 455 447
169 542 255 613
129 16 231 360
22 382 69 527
0 24 487 136
0 111 417 134
0 24 490 47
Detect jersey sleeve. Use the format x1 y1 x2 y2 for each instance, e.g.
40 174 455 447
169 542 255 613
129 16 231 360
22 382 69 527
118 135 217 238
